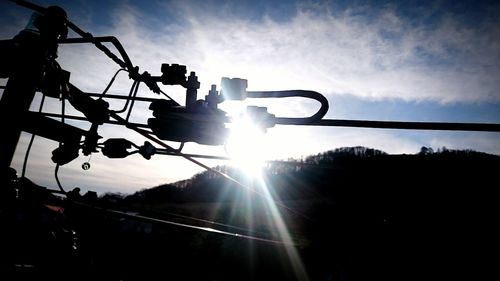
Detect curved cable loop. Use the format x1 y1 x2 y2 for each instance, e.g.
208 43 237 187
247 90 329 125
99 68 127 98
112 80 139 114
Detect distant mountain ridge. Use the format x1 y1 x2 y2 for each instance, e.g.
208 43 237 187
96 146 499 280
120 146 498 205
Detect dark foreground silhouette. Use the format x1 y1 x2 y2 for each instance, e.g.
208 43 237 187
1 147 498 280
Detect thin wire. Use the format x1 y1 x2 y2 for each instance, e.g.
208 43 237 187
106 209 295 245
99 68 127 99
21 95 46 177
159 89 180 106
150 209 263 234
110 112 311 221
113 80 138 113
71 201 295 246
125 81 140 122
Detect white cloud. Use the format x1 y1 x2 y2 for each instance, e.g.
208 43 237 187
87 2 499 105
429 132 500 154
3 2 500 194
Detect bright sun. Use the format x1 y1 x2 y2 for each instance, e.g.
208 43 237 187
225 114 267 176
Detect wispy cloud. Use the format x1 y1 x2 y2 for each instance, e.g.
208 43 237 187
87 1 500 104
2 1 500 194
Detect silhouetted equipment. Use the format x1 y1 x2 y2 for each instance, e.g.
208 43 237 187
148 97 229 145
138 141 156 159
0 3 71 169
160 63 188 86
67 84 110 125
81 162 90 170
51 143 79 166
221 77 248 100
146 63 231 145
1 0 500 184
2 2 500 281
102 138 135 159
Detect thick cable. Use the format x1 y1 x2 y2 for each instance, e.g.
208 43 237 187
247 90 329 124
60 36 132 71
54 164 65 193
306 118 500 132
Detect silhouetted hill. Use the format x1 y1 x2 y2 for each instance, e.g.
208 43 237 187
93 146 499 281
5 146 496 280
124 146 497 204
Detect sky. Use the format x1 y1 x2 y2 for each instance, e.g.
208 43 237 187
1 0 499 195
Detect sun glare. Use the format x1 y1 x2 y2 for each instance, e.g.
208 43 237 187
225 115 267 176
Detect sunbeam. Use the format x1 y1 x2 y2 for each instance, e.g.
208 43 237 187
254 175 310 281
225 114 267 177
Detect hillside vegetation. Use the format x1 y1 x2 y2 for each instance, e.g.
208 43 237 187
90 146 498 280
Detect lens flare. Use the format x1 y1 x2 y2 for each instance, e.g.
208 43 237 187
225 114 266 176
225 114 309 280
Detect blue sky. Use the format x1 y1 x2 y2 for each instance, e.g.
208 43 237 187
1 0 499 194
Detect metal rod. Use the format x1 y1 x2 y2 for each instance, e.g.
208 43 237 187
59 36 133 71
39 112 150 128
156 150 232 161
6 85 496 133
86 92 161 102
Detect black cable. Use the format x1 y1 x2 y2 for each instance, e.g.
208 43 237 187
61 95 66 123
54 164 65 193
177 142 185 152
21 95 46 177
54 91 67 194
307 118 500 132
159 89 180 106
59 36 133 72
113 80 139 113
125 81 141 121
247 90 329 124
99 68 127 99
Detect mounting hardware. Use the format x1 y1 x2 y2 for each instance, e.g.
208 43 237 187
221 77 247 100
